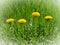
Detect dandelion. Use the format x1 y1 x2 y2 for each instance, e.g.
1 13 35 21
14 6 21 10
6 18 14 23
32 12 40 17
45 16 52 20
18 19 26 23
18 19 26 38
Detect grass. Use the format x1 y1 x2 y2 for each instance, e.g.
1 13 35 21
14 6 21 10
0 0 59 45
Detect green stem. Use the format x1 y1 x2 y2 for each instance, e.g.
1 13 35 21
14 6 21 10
33 17 38 38
20 24 25 39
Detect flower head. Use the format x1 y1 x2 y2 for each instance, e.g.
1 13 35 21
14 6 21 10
18 19 26 24
6 18 14 23
45 16 52 20
32 12 40 17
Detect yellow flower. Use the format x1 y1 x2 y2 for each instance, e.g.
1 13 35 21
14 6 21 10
18 19 26 23
6 18 14 23
32 12 40 17
45 16 53 20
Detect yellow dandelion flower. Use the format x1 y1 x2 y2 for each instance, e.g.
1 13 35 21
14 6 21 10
45 16 53 20
32 12 40 17
6 18 14 23
18 19 26 23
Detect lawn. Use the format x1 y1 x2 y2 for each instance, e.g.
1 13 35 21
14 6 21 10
0 0 59 45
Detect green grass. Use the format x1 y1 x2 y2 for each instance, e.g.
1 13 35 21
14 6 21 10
0 0 59 44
